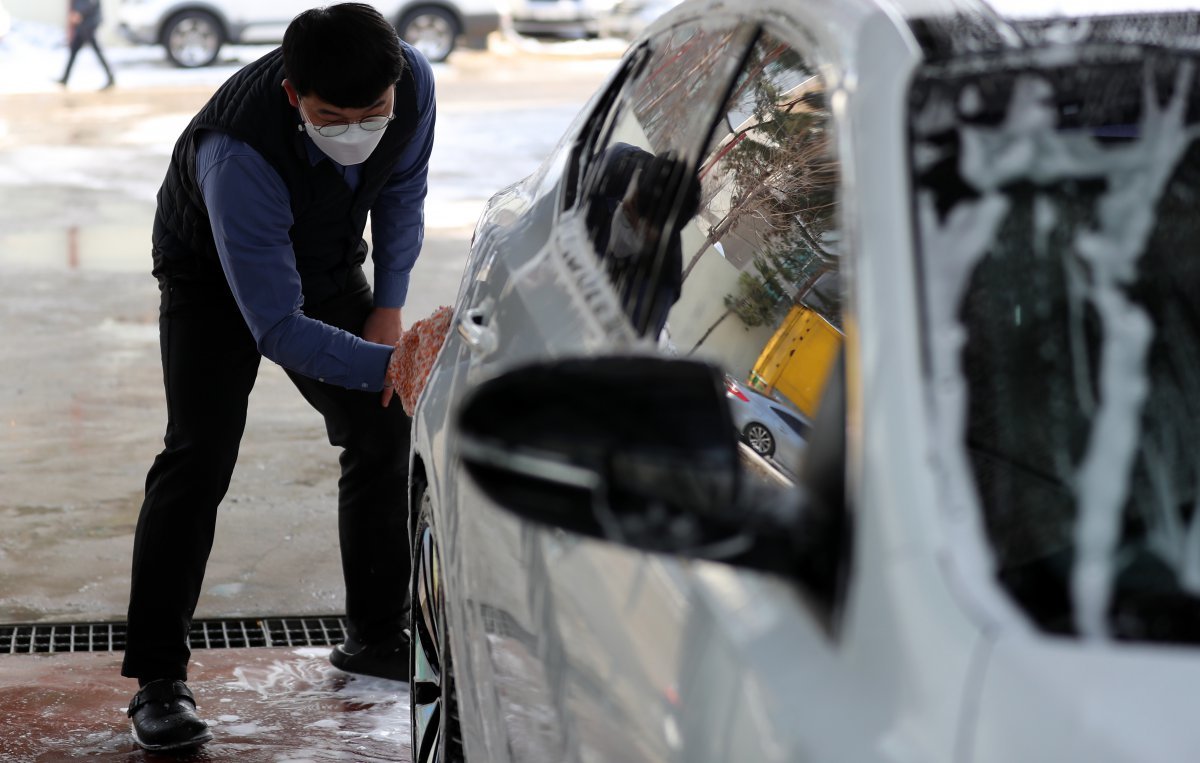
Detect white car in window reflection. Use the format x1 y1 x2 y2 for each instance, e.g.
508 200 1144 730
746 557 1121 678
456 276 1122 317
406 0 1200 761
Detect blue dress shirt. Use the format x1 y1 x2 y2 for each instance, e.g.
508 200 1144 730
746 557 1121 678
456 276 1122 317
194 48 436 392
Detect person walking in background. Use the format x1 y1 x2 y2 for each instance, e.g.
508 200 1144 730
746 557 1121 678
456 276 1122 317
59 0 115 89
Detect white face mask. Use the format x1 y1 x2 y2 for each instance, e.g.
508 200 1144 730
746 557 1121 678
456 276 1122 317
298 100 389 166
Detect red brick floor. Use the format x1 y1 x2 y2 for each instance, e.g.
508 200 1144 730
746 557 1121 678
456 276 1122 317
0 647 411 762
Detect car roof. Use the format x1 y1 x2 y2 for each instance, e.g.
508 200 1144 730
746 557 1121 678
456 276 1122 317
658 0 1200 65
892 0 1200 17
887 0 1200 60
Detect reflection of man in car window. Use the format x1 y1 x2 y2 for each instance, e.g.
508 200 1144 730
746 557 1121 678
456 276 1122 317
586 142 700 336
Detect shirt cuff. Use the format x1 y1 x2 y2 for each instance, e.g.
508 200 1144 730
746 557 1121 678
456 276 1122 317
349 339 395 391
374 270 412 309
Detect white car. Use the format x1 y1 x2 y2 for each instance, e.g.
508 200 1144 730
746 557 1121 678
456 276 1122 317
116 0 505 65
408 0 1200 761
507 0 612 38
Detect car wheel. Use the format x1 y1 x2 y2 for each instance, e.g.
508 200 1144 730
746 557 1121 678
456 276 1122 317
397 6 458 63
162 10 223 68
743 422 776 457
410 486 465 763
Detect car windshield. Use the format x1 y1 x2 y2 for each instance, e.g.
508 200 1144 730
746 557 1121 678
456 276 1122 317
910 42 1200 644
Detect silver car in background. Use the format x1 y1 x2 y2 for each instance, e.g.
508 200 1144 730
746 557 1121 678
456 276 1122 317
724 374 808 481
408 0 1200 761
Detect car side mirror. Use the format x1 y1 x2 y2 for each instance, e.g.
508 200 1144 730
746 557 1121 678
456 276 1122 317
456 356 821 579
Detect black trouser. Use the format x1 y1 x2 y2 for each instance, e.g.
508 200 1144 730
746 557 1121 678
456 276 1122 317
61 25 114 85
121 273 411 682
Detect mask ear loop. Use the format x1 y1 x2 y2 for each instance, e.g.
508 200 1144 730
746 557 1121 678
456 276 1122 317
295 98 311 133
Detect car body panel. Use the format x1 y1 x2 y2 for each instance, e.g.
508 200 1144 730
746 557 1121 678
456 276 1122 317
972 635 1200 761
411 0 1200 761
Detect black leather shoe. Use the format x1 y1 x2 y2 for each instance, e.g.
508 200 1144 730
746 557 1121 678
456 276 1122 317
127 679 213 752
329 631 410 682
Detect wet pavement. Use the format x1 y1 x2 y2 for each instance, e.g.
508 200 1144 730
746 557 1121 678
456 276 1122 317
0 646 411 761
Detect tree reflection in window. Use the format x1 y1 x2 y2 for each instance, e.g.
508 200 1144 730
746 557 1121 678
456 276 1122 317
669 32 841 434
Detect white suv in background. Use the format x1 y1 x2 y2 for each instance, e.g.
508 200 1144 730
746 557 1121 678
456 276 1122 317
116 0 506 66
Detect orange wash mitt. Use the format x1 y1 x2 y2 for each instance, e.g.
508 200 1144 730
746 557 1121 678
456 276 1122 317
385 305 454 416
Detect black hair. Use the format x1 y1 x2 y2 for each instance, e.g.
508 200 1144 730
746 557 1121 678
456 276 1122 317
283 3 406 108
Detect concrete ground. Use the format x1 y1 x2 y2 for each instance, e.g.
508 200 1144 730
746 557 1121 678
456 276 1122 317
0 45 617 625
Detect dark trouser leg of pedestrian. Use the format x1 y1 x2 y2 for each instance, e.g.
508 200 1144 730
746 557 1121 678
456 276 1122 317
122 278 256 751
286 272 412 681
59 34 85 85
88 34 116 88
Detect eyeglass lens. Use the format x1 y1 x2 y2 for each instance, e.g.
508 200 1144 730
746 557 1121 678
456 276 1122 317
314 116 392 137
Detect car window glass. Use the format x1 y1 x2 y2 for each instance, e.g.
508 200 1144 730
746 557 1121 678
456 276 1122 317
911 51 1200 643
773 408 810 438
573 22 754 335
663 31 842 485
563 46 651 211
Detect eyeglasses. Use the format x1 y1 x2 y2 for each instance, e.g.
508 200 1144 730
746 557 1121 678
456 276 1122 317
310 115 394 137
299 99 394 137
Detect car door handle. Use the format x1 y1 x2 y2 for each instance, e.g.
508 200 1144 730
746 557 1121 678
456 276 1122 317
457 307 497 355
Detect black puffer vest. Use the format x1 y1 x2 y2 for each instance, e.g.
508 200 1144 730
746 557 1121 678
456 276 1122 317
151 46 420 305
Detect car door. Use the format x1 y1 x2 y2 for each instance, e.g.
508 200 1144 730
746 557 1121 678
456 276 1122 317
641 23 861 762
444 10 866 762
526 15 863 763
524 18 763 763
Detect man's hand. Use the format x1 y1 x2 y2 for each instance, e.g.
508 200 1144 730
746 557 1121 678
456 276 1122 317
363 306 403 345
364 307 403 407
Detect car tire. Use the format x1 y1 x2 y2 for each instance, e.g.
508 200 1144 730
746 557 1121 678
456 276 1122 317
397 6 459 63
410 485 465 763
743 422 776 457
162 10 224 68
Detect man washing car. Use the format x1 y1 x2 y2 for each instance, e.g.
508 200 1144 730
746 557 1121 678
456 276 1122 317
120 3 435 751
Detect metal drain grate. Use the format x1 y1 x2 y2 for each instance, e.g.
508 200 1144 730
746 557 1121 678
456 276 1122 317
0 616 347 654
